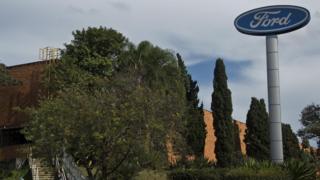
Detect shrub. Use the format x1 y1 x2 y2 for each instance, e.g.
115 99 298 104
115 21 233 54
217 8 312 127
134 170 167 180
225 166 290 180
168 168 225 180
284 159 317 180
168 167 290 180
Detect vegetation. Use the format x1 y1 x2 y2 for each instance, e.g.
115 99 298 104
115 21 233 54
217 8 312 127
211 58 235 167
245 97 269 160
168 158 318 180
14 26 319 179
177 53 206 158
23 27 188 179
284 159 317 180
282 123 301 160
298 104 320 150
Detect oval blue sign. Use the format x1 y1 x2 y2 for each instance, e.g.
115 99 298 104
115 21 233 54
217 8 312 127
234 5 310 36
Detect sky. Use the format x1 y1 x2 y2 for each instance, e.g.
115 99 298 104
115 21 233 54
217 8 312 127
1 1 319 145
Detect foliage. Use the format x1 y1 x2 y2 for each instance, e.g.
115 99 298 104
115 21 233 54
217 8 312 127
244 97 269 160
133 170 167 180
63 26 131 76
23 27 188 179
169 158 318 180
298 104 320 149
168 168 226 180
225 167 289 180
227 158 288 179
168 166 290 180
282 123 301 160
211 58 235 167
177 53 206 158
170 156 214 170
284 159 317 180
0 63 21 86
44 27 131 94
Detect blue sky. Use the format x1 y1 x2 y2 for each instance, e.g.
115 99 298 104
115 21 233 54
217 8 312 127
1 0 320 145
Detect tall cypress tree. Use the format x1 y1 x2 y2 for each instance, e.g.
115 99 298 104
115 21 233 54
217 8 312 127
245 97 269 160
177 54 206 158
211 58 234 167
282 123 301 160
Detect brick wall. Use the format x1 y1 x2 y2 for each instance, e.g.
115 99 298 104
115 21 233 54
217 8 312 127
0 61 48 128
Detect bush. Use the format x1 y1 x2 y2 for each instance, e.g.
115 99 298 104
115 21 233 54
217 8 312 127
168 168 226 180
170 156 215 170
225 166 290 180
168 158 320 180
168 159 292 180
284 159 317 180
134 170 167 180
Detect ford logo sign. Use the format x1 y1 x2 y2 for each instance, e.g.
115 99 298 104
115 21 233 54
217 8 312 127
234 5 310 36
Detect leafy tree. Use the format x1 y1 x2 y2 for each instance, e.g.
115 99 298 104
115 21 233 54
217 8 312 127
211 58 234 167
282 123 301 160
177 54 206 158
63 26 131 76
119 41 188 166
23 27 188 179
244 97 269 160
44 27 131 93
24 73 148 178
0 63 20 86
298 104 320 149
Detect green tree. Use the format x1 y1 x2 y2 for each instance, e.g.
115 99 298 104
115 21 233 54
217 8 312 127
44 27 131 93
244 97 269 160
24 27 186 179
211 58 234 167
177 54 206 158
282 123 301 160
23 27 188 179
24 73 149 179
298 104 320 150
119 41 188 167
63 26 131 76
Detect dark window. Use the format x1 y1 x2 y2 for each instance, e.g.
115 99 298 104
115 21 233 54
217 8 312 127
0 128 28 147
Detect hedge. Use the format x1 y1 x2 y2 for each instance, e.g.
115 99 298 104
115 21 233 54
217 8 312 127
168 168 290 180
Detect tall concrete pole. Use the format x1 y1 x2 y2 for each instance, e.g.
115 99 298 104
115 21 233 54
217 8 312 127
266 35 284 163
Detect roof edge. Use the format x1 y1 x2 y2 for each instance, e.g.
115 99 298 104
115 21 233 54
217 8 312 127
7 60 51 69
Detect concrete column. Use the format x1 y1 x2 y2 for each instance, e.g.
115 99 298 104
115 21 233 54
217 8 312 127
266 35 284 163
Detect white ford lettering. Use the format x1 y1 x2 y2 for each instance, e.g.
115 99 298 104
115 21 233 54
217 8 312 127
250 11 292 28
